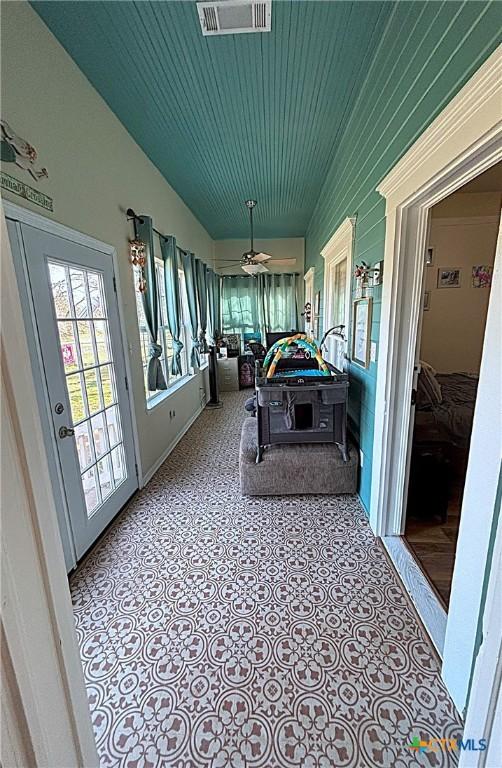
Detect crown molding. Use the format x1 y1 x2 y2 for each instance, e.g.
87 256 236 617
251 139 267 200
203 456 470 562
320 217 356 260
377 46 502 206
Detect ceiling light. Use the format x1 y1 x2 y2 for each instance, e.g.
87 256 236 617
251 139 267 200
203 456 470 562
242 263 268 275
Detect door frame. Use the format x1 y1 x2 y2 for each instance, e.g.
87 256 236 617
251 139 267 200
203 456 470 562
3 201 142 568
1 204 99 765
370 46 501 714
321 216 355 338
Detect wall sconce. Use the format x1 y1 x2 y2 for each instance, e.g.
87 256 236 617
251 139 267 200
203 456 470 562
301 301 312 323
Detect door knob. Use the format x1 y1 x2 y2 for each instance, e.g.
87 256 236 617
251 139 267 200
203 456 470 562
59 425 75 439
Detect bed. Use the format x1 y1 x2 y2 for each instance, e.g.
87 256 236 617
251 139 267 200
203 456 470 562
416 364 478 444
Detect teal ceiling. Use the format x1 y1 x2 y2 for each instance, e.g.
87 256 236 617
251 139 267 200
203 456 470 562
32 1 391 239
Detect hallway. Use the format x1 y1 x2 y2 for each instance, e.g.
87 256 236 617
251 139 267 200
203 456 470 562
71 392 462 767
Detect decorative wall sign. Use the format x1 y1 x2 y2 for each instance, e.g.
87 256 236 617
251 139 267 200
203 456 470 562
352 297 372 368
472 265 493 288
1 119 49 181
437 267 461 288
1 171 53 211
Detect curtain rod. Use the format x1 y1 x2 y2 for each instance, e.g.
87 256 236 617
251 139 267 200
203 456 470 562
127 208 190 256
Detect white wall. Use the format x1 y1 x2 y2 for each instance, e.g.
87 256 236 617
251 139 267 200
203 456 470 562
1 2 215 477
420 193 501 373
215 237 304 275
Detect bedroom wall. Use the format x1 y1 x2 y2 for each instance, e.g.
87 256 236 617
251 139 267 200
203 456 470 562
303 1 500 511
1 1 215 479
420 192 501 374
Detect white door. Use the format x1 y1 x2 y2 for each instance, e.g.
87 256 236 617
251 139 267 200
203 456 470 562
18 224 137 560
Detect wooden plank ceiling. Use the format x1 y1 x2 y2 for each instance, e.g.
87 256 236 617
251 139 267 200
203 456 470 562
32 1 391 238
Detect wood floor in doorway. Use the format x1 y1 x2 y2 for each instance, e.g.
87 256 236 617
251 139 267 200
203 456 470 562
71 391 463 767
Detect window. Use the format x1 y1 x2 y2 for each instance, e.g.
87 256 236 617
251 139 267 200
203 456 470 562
135 260 191 406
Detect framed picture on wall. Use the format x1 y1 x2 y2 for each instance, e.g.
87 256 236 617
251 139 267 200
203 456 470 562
437 267 461 288
352 297 372 368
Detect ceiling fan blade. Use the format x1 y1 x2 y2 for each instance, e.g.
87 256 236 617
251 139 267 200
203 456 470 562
267 258 297 266
253 252 272 262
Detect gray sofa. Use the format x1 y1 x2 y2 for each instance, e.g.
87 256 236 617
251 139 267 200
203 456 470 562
239 417 358 496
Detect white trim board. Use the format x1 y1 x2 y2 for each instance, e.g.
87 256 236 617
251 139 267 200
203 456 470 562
321 217 355 363
382 536 447 656
370 45 502 715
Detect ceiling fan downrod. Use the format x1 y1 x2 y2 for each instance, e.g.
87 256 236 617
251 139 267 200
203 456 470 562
244 199 257 260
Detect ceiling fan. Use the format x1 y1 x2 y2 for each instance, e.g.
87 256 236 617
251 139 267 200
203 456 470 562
219 200 297 275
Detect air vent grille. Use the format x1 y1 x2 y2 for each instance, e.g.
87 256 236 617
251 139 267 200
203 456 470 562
203 7 218 32
254 2 266 29
197 0 272 36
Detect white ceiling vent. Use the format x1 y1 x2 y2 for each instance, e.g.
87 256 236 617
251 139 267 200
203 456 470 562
197 0 271 36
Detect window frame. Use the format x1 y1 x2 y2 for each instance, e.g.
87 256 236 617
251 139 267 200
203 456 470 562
135 258 193 409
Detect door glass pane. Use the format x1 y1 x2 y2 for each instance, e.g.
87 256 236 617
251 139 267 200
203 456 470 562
88 272 105 318
84 368 102 415
74 421 94 471
48 260 129 520
111 445 125 485
57 321 79 373
77 321 96 367
49 263 71 318
98 454 113 501
66 373 87 423
100 364 116 407
70 268 90 318
106 405 122 448
91 411 109 459
94 320 111 364
82 465 100 515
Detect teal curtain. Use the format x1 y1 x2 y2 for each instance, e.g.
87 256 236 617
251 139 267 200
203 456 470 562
195 259 208 353
136 216 167 391
222 273 298 339
222 276 260 335
207 268 221 344
181 251 200 368
258 273 299 335
160 236 184 375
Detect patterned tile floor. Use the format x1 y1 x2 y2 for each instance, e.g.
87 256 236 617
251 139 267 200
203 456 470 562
71 391 463 768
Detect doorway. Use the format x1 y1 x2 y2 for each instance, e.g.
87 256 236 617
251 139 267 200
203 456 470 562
6 208 138 568
404 163 501 607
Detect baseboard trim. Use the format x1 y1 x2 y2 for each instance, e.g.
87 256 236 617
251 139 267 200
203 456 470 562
382 535 447 657
140 402 205 487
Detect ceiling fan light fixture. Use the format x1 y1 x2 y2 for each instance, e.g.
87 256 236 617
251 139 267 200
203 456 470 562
242 263 268 275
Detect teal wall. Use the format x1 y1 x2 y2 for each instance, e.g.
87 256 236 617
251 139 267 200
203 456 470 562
304 1 501 511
